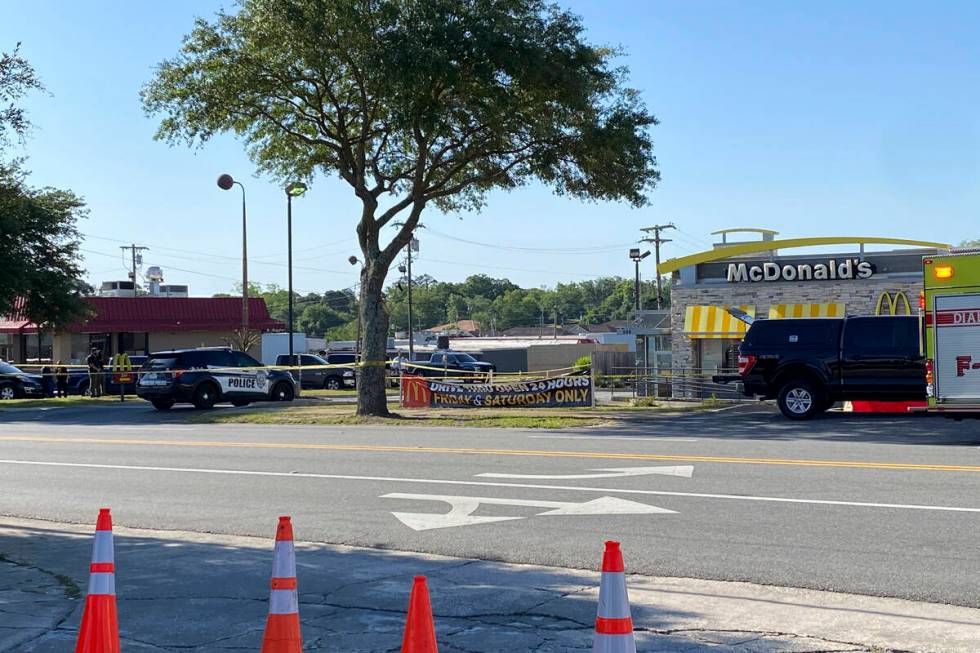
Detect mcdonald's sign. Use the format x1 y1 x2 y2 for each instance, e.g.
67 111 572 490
875 290 913 316
400 375 431 408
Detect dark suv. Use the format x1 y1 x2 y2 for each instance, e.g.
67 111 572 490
717 316 926 419
0 362 44 400
136 348 298 410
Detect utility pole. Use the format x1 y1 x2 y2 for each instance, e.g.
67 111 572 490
406 238 417 363
640 223 676 309
120 245 149 295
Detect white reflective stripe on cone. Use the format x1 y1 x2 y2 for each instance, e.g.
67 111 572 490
91 531 114 564
268 589 299 615
272 541 296 578
88 572 116 596
593 633 636 653
597 572 631 619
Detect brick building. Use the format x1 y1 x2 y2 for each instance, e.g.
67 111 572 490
635 229 950 397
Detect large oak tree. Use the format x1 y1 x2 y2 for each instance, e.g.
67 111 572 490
142 0 659 415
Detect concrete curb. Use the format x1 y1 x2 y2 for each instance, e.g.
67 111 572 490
1 516 977 652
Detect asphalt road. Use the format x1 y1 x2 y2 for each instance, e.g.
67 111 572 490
1 404 978 608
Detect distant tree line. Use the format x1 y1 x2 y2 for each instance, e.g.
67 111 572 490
224 273 669 341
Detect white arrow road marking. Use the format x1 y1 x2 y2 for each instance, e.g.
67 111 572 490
382 492 674 531
476 465 694 480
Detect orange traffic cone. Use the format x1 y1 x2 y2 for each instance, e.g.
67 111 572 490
401 576 438 653
593 541 636 653
75 508 120 653
260 516 302 653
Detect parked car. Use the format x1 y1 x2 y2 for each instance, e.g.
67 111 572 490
0 361 45 400
715 316 926 420
403 350 495 382
276 353 356 390
67 356 148 396
136 348 298 410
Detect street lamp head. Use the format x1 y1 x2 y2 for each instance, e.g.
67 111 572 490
348 255 360 266
640 250 652 260
629 248 641 259
285 181 307 197
217 173 235 190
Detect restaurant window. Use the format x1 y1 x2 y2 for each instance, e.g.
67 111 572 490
69 334 89 363
88 333 112 357
697 338 740 374
23 333 53 362
118 332 149 355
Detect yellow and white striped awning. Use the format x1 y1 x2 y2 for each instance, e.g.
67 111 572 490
768 303 845 319
683 305 755 339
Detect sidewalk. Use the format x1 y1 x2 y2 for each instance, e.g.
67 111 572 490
1 517 977 652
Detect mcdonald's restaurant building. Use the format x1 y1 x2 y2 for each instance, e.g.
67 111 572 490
662 231 945 383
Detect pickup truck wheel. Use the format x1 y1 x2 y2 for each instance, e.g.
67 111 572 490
777 380 822 420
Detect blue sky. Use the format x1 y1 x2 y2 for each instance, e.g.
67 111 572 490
3 1 979 296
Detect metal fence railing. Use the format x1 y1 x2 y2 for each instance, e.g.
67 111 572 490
599 366 749 401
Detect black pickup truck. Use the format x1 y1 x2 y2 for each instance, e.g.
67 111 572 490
715 316 926 419
402 350 495 382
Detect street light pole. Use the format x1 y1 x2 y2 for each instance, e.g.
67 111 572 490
348 256 363 361
217 174 249 341
284 182 307 384
407 240 415 363
629 248 651 312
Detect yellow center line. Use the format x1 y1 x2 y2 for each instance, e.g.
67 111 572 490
0 435 977 473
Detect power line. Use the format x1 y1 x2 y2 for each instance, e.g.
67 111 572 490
425 227 636 254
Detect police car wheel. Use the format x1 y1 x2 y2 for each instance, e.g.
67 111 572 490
192 383 218 410
271 382 295 402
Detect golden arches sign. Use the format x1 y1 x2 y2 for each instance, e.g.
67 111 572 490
875 291 912 316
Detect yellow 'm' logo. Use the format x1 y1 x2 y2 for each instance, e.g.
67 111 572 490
875 291 912 316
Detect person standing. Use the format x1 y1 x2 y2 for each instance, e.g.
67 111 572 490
40 364 54 398
55 361 69 398
86 348 104 397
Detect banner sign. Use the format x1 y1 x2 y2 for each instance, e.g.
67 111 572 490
401 375 593 408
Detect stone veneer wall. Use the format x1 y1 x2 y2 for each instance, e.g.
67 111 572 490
670 278 923 374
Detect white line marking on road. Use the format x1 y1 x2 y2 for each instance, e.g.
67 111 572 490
383 493 674 530
1 459 978 514
529 435 699 442
477 465 694 480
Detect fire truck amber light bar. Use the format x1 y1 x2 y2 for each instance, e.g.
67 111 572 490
934 265 954 280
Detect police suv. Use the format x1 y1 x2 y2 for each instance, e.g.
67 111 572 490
136 348 298 410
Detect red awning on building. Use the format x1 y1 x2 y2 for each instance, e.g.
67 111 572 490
0 297 283 334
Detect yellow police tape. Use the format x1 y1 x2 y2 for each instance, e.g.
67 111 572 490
12 361 719 383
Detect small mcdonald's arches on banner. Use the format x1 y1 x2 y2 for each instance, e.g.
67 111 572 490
401 375 593 408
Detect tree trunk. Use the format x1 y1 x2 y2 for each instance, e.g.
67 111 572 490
356 261 391 416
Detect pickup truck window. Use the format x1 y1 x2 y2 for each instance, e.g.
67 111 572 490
745 322 839 347
843 317 918 357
